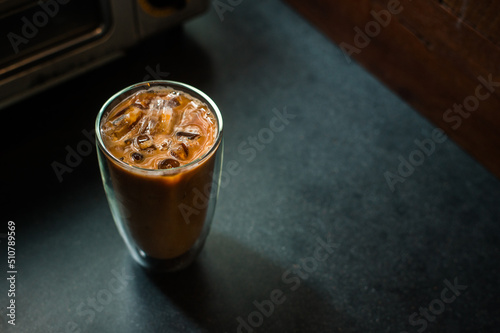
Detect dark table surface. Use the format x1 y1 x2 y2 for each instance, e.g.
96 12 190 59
3 1 500 332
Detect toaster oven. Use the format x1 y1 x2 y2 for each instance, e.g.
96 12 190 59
0 0 208 108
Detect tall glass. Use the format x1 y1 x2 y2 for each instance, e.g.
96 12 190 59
95 81 223 272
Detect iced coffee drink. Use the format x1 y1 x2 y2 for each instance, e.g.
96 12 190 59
96 81 223 271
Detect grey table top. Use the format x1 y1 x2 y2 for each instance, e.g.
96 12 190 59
3 1 500 332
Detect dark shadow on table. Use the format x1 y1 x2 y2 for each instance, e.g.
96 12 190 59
130 233 358 332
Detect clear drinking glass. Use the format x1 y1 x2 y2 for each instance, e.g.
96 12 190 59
95 81 223 272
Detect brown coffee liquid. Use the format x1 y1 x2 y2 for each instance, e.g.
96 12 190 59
100 86 219 260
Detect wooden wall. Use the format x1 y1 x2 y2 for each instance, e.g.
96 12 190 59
284 0 500 178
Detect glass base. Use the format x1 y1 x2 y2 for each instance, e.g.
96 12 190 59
129 237 208 272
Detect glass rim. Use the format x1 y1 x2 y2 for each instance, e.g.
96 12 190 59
95 80 223 175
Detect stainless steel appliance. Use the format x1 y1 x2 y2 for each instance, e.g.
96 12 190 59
0 0 208 108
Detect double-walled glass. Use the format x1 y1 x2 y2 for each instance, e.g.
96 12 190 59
96 81 223 272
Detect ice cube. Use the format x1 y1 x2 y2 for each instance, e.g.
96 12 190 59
103 106 144 141
150 97 165 109
131 152 144 162
158 158 180 169
134 94 151 109
176 124 202 140
160 139 172 151
171 143 189 160
167 97 181 108
137 135 153 150
176 131 200 140
155 108 172 134
137 97 173 135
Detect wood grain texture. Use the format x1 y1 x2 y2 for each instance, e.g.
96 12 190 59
284 0 500 177
441 0 500 47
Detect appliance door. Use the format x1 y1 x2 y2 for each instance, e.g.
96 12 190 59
0 0 110 79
